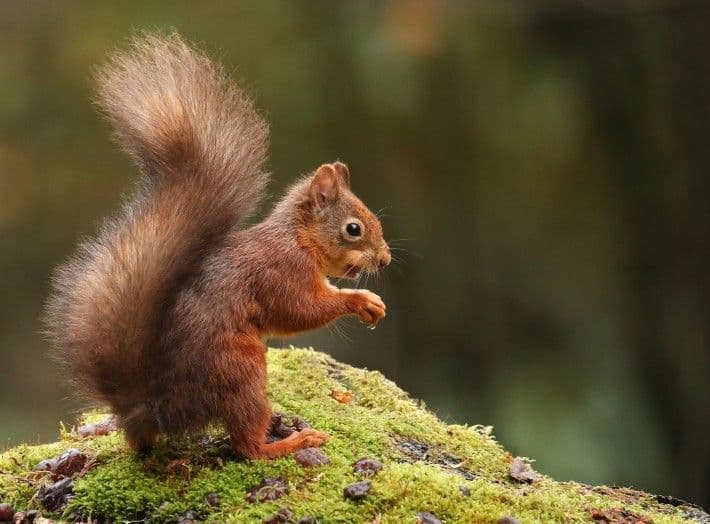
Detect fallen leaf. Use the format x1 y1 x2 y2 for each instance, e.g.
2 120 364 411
38 477 74 511
588 507 652 524
263 506 293 524
331 389 353 404
34 449 88 480
75 416 117 437
416 511 442 524
167 457 191 470
177 510 200 524
294 447 329 468
246 477 289 503
167 457 192 481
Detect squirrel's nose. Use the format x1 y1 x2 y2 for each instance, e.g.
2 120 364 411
377 248 392 268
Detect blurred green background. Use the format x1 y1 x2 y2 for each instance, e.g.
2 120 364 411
1 0 708 508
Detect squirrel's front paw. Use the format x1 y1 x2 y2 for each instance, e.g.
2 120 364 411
298 428 329 448
347 289 386 326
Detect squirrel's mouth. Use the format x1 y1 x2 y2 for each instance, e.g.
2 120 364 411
343 264 363 279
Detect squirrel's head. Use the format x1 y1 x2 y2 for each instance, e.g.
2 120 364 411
299 162 391 280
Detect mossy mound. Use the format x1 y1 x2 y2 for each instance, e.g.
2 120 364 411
0 348 706 523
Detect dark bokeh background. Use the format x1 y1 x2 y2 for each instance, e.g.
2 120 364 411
1 0 708 507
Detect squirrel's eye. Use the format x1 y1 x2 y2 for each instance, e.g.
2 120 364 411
345 222 362 237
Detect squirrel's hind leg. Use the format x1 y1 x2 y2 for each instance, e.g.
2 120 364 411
219 333 329 459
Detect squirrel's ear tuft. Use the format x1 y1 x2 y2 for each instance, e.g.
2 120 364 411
310 164 340 209
332 161 351 188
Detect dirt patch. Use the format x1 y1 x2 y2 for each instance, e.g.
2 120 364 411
394 438 477 480
582 486 710 524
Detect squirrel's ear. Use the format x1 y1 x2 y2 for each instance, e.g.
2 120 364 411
310 164 340 209
332 161 351 188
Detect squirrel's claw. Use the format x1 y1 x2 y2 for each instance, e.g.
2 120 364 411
347 289 386 326
298 428 329 448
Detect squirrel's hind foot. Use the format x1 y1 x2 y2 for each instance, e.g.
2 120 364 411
292 428 329 449
231 427 330 460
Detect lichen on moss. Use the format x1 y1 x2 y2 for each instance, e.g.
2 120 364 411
0 348 705 523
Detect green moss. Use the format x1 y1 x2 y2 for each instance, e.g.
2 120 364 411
0 348 704 523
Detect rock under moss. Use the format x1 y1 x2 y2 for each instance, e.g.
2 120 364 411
0 348 706 523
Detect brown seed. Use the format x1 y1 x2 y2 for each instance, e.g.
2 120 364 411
76 416 117 438
509 457 540 483
15 509 39 524
294 448 329 468
34 449 88 479
268 414 295 441
246 477 289 503
497 518 521 524
38 477 74 511
416 512 441 524
352 458 383 478
343 480 371 501
14 510 39 524
34 458 54 473
177 510 200 523
263 506 293 524
459 485 471 497
0 503 14 521
266 414 312 441
204 492 221 507
291 417 311 431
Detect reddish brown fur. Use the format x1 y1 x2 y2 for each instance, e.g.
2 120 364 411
44 33 390 459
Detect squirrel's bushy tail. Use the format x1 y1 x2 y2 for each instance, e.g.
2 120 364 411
44 33 269 413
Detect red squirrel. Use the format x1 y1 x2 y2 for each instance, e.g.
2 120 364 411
44 33 391 459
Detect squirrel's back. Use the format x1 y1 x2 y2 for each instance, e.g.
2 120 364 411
44 33 269 416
